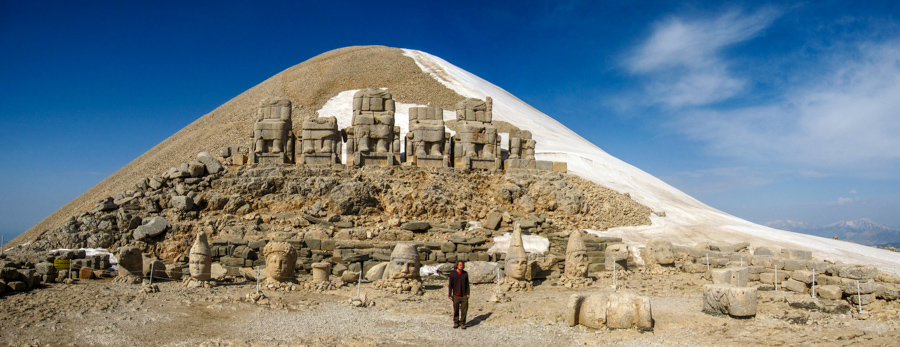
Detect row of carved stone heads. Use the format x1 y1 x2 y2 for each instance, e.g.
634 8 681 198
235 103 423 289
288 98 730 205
119 222 590 286
242 89 563 172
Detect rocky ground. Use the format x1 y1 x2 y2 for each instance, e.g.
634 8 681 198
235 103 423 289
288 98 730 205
3 270 898 346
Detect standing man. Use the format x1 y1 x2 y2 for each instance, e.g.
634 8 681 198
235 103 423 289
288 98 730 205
448 260 470 329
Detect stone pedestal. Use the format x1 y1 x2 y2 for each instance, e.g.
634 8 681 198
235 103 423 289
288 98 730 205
312 262 331 282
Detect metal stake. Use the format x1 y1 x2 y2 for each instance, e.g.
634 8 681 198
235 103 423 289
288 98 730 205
775 267 778 292
857 281 862 314
811 269 816 298
357 269 362 298
149 262 154 285
706 254 710 273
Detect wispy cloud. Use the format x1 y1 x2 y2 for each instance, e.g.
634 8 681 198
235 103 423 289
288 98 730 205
673 39 900 172
625 7 781 107
830 190 860 206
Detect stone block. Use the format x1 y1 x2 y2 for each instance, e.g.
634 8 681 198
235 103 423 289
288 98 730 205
484 212 502 230
8 281 28 292
876 283 899 301
321 240 336 251
754 247 776 256
791 270 816 284
710 268 749 287
133 216 169 241
552 161 567 173
782 249 812 260
817 285 843 300
784 278 808 293
842 280 877 295
783 259 807 271
465 261 500 283
401 221 431 231
759 271 788 287
702 284 758 317
441 242 456 253
847 293 875 306
834 264 878 280
305 239 321 251
456 244 473 253
197 152 222 174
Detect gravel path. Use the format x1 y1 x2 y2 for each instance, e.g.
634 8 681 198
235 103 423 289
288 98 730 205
3 271 899 346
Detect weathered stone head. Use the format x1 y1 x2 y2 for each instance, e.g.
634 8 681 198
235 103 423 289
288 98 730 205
505 223 529 281
117 246 143 277
188 231 212 281
385 243 421 279
263 242 297 283
565 230 589 278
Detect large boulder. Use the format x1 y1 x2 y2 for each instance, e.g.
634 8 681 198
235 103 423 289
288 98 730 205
329 180 379 215
133 216 169 240
196 152 222 174
170 196 194 212
142 259 168 279
117 247 143 277
606 290 653 330
646 239 674 265
702 284 757 317
567 289 653 331
365 262 387 281
464 261 500 284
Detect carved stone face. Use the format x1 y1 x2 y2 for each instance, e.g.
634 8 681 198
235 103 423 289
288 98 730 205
506 256 528 280
263 242 297 283
385 243 420 279
189 232 212 281
565 250 589 278
387 257 419 279
189 253 211 280
266 253 292 282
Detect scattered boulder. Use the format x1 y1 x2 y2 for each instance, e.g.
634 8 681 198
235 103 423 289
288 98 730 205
464 261 500 283
133 216 169 240
329 180 379 215
646 240 674 265
365 262 387 281
117 247 143 277
197 152 222 174
401 221 431 232
702 284 757 317
170 196 194 212
567 289 653 331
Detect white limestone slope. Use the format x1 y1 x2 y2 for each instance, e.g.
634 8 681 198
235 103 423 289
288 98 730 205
399 49 900 276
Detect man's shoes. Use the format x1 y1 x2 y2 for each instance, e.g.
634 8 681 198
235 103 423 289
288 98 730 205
453 324 459 329
460 324 466 330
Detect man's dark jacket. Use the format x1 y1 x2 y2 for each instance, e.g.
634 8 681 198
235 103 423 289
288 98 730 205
448 269 470 296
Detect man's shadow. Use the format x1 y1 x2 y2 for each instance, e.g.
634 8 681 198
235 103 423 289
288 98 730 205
467 312 492 327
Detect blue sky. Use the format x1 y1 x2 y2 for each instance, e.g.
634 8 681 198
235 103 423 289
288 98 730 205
2 1 899 241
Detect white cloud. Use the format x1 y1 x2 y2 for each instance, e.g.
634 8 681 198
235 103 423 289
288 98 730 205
625 8 781 107
672 39 900 172
831 190 860 206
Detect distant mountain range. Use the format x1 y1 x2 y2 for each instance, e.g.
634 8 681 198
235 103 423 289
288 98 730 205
765 218 900 247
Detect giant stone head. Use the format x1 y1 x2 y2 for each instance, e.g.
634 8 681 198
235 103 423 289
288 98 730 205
385 243 421 279
189 231 212 281
505 223 529 281
564 230 589 278
263 242 297 283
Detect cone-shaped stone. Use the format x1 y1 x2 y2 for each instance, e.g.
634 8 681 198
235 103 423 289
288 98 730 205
189 231 212 281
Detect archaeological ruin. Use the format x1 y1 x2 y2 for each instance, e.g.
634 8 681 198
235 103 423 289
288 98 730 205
2 90 898 344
